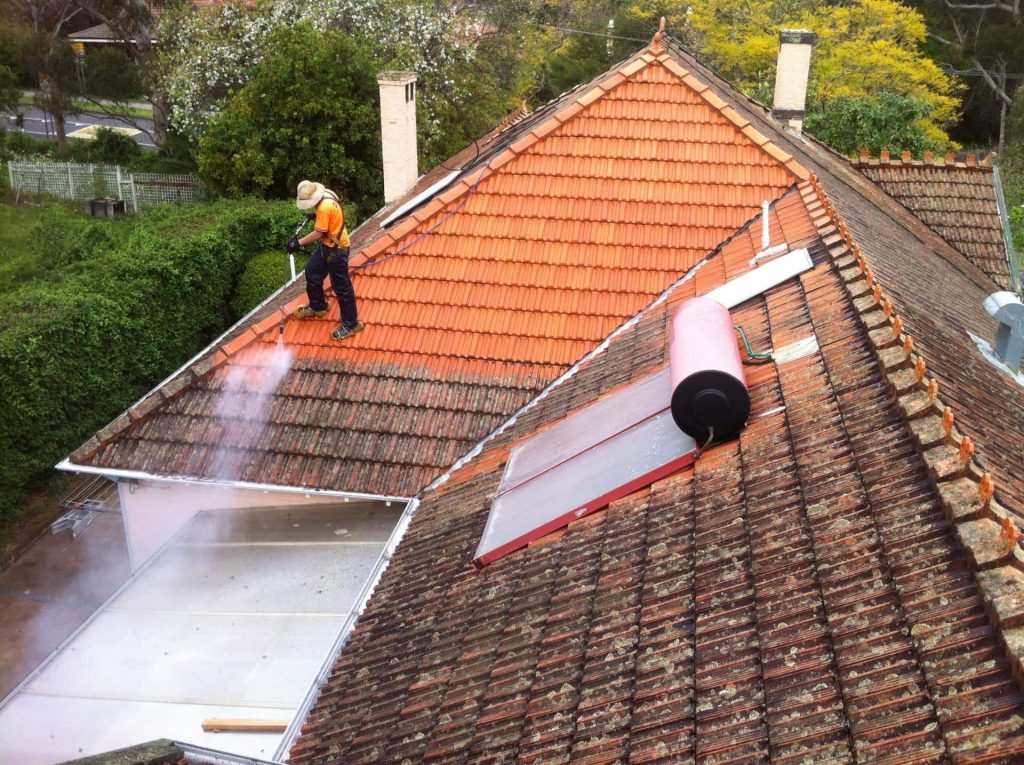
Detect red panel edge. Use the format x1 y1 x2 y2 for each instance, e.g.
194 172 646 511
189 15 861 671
474 449 697 567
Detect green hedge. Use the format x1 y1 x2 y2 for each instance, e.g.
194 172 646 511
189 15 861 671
0 199 296 518
232 249 308 317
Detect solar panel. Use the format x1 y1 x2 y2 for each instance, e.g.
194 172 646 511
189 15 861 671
476 368 695 565
498 367 672 494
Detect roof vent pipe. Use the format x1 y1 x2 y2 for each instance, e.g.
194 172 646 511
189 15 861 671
761 200 770 250
772 29 816 134
669 297 751 442
377 71 419 204
984 291 1024 371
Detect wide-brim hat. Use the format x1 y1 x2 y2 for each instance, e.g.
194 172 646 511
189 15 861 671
296 180 326 210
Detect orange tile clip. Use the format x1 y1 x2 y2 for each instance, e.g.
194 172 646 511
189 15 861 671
873 285 883 304
959 435 975 466
942 407 955 436
866 269 876 288
980 472 995 506
892 316 903 338
882 298 893 318
1000 516 1020 552
927 377 938 403
915 357 926 382
903 335 914 357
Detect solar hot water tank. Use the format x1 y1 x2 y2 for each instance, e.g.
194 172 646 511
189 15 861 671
669 296 751 441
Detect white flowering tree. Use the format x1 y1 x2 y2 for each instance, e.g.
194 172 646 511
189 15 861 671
158 0 483 149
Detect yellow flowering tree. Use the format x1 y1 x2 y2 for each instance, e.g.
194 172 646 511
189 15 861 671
684 0 962 147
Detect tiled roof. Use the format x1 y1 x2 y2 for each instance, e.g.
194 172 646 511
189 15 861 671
852 151 1015 290
68 45 807 497
289 185 1024 763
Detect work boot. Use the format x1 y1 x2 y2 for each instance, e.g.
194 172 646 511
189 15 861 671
331 321 365 341
296 304 328 318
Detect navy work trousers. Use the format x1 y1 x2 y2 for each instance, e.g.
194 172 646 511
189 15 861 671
305 242 358 329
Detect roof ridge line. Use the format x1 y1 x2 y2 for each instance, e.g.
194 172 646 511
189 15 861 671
851 149 994 171
653 51 810 182
344 49 661 276
803 175 1024 691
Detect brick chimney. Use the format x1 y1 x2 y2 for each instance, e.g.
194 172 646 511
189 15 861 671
377 71 419 204
772 30 816 134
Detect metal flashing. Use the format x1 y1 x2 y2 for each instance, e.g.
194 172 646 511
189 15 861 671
379 170 462 228
55 460 412 506
704 248 813 308
772 334 819 364
992 166 1021 291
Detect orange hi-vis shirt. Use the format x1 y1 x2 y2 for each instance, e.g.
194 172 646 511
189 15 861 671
316 196 350 249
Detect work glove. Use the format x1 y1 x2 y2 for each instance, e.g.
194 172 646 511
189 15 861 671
287 236 300 254
306 212 316 222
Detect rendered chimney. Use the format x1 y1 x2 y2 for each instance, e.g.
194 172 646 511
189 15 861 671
378 71 419 204
772 29 816 134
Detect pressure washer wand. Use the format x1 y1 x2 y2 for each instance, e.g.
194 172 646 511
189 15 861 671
287 216 313 281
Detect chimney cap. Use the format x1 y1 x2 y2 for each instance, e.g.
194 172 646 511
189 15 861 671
378 71 417 84
984 291 1024 325
779 29 817 45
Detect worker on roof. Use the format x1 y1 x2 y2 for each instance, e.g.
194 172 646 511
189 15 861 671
289 180 363 341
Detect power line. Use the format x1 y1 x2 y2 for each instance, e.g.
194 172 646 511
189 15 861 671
528 22 650 44
943 65 1024 79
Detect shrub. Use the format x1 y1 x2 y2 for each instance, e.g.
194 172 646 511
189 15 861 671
0 199 295 518
197 24 383 217
89 127 142 166
232 249 306 317
805 93 946 157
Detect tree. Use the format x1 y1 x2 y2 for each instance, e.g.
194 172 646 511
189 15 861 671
805 93 944 155
69 0 172 151
0 63 17 115
913 0 1024 153
197 24 383 214
3 0 86 154
159 0 537 173
1002 91 1024 206
683 0 963 149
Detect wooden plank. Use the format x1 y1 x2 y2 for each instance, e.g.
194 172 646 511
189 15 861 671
201 718 290 733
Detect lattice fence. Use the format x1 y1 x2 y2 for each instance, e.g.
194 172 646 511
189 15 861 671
7 162 206 210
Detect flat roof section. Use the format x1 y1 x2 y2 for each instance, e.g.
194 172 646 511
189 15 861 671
0 502 403 764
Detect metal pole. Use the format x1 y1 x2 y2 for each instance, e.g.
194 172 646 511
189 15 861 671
289 254 296 281
67 165 74 200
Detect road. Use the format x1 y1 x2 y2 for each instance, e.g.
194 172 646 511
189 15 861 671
3 106 156 149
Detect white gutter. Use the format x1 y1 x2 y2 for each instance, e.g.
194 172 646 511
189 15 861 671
175 742 279 765
274 497 421 761
992 165 1021 293
55 460 411 506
